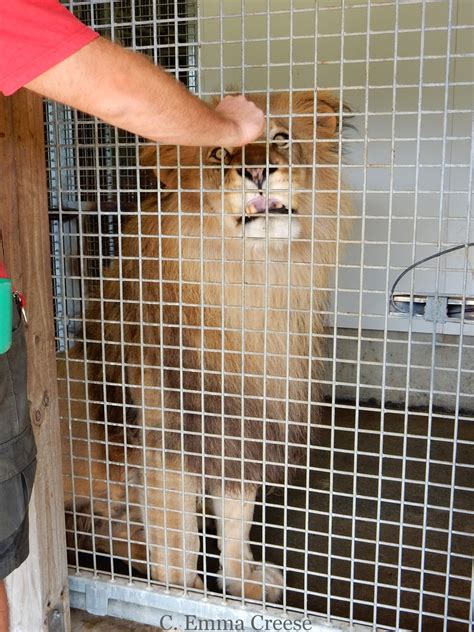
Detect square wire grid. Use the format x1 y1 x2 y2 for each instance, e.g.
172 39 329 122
49 1 473 631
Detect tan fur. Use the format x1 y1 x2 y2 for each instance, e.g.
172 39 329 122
60 91 351 600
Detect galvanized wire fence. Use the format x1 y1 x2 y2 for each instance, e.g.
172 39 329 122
49 1 473 630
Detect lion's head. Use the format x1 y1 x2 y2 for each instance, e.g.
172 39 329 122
139 91 350 261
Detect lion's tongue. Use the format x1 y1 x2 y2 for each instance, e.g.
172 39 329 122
250 196 267 212
246 196 284 214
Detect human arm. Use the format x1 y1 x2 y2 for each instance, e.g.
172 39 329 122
24 36 264 147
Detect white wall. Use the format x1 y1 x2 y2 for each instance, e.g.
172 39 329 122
197 0 473 338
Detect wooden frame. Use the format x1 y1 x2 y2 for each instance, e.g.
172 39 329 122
0 90 70 631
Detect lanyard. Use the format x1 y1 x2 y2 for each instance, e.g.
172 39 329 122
0 267 27 321
0 235 27 322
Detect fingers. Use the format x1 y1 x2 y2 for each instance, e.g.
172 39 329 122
215 95 265 146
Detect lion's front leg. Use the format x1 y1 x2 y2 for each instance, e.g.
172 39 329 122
211 485 283 602
141 452 202 589
128 364 202 589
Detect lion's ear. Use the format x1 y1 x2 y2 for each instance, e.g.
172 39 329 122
316 92 340 138
140 144 179 189
294 90 348 138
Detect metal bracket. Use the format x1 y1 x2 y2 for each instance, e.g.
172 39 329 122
46 603 65 632
424 296 449 323
85 580 109 616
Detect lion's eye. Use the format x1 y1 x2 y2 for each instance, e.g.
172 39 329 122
273 132 290 148
209 147 231 163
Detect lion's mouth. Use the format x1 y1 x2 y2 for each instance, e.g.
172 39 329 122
238 195 294 224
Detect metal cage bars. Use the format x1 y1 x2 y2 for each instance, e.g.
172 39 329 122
49 1 473 631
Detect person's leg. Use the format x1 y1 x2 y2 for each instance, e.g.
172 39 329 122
0 580 9 632
0 301 36 632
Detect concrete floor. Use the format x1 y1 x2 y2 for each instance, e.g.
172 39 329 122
71 609 159 631
258 408 473 631
69 407 473 631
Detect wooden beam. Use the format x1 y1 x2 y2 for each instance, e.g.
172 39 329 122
0 90 70 632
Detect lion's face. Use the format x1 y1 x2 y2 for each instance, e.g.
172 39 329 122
202 123 306 243
141 91 347 256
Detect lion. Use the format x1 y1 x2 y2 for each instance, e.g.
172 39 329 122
59 90 351 603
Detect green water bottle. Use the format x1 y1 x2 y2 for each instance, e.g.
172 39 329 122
0 278 12 354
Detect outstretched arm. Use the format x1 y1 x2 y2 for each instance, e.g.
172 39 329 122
25 37 264 147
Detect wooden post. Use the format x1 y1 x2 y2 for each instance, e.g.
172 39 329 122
0 90 70 631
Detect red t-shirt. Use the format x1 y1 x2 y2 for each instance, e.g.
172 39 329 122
0 0 99 96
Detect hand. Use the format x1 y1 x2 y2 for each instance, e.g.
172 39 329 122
215 95 265 146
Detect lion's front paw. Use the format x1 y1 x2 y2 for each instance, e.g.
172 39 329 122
149 557 202 590
218 561 283 602
148 538 201 590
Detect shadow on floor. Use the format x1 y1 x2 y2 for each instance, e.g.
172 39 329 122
252 408 473 631
71 608 160 631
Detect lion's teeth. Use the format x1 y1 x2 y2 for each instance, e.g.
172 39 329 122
272 202 284 209
246 203 258 215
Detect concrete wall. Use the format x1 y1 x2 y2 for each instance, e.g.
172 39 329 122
326 328 473 412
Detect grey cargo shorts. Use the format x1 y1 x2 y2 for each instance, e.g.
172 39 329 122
0 299 37 579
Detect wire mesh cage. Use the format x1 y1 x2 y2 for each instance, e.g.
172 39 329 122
49 1 473 630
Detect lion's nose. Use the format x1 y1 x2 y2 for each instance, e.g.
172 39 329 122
237 166 278 188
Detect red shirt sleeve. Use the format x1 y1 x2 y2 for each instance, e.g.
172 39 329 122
0 0 99 96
